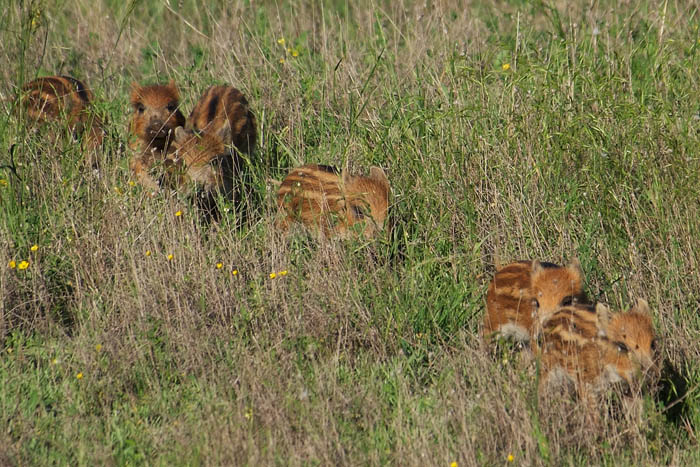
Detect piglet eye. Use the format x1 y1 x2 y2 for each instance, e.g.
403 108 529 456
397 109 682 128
352 205 366 220
615 341 629 353
560 296 573 307
651 339 657 351
531 299 540 309
167 102 177 112
136 103 145 113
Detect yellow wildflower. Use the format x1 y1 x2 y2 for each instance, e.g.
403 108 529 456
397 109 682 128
244 408 253 420
8 260 16 269
30 244 38 252
95 344 103 352
76 372 83 379
167 254 174 261
279 58 285 64
502 63 511 71
51 358 58 365
175 210 182 217
269 272 276 279
277 38 285 45
216 262 223 269
279 270 288 276
128 180 136 187
507 454 514 462
451 462 458 467
17 261 29 270
0 179 7 186
232 269 238 276
30 7 41 30
291 49 299 57
145 250 151 257
113 186 122 195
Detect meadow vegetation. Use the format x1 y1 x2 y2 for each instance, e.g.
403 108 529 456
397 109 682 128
1 0 699 464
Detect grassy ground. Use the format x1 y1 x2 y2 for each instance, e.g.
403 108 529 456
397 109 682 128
1 0 700 464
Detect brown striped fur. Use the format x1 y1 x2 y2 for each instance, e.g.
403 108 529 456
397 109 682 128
128 81 186 192
165 126 232 197
538 299 657 396
483 260 586 345
277 164 390 239
20 75 105 159
186 85 256 156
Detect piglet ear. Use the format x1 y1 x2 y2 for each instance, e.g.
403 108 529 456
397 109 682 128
595 302 611 336
531 260 544 276
567 257 582 274
369 166 390 199
166 79 180 99
566 258 584 287
369 166 389 185
632 298 651 315
129 82 142 104
173 126 189 144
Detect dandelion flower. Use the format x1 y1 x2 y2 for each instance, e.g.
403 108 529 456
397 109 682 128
244 408 253 420
216 262 223 269
279 270 288 276
51 358 58 365
8 260 16 269
17 261 29 270
502 63 511 71
279 58 285 64
95 344 103 352
128 180 136 187
30 244 38 252
167 254 174 261
175 210 182 217
277 38 285 45
76 372 83 379
451 462 458 467
232 269 238 276
145 250 151 257
507 454 514 462
269 272 277 279
291 49 299 57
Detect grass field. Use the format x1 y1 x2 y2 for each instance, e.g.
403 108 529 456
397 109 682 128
2 0 700 464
